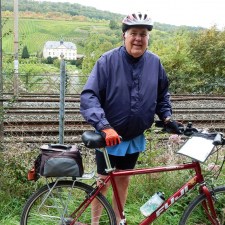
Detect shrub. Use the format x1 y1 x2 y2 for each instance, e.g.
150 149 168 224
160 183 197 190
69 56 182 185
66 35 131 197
21 46 30 59
0 142 39 217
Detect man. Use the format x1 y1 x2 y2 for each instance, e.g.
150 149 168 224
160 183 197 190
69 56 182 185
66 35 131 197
80 12 181 225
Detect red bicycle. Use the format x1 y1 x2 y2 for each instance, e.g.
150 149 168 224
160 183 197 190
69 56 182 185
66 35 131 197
21 122 225 225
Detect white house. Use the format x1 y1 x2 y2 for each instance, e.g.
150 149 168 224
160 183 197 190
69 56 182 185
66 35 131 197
43 40 77 60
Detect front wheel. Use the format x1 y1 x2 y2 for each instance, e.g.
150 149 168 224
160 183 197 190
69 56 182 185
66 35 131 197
179 185 225 225
20 180 116 225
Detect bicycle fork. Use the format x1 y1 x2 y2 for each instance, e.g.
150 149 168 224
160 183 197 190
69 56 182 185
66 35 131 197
200 185 221 225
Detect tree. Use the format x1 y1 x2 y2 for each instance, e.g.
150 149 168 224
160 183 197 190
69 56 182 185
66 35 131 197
151 30 199 93
21 45 30 59
189 26 225 93
46 56 54 64
109 20 119 30
81 33 115 76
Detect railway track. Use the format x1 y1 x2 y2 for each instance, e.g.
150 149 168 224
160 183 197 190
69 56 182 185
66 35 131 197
2 94 225 143
3 119 225 136
4 119 225 125
2 93 225 102
4 108 225 114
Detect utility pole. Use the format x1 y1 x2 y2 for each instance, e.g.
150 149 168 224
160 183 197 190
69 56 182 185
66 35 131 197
59 54 66 144
13 0 19 96
0 0 4 149
0 0 3 96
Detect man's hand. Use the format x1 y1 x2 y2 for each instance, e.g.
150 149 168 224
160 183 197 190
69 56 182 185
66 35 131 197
101 128 121 146
164 119 183 134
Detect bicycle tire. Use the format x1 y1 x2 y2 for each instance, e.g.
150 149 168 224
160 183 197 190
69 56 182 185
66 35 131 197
20 180 117 225
179 185 225 225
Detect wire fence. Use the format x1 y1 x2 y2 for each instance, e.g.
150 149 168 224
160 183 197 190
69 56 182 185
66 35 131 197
3 71 86 95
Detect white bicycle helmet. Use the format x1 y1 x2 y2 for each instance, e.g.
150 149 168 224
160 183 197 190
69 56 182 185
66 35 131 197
122 12 153 32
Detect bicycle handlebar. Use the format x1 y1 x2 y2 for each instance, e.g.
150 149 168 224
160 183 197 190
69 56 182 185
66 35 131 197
81 121 225 149
155 120 197 136
213 132 224 146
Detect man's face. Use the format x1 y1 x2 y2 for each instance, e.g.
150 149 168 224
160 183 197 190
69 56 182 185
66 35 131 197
123 27 149 58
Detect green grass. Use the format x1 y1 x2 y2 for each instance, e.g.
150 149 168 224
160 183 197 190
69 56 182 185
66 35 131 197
1 130 225 224
2 17 109 54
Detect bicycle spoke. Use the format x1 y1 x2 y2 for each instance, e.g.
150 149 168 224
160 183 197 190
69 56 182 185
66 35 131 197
180 186 225 225
21 181 116 225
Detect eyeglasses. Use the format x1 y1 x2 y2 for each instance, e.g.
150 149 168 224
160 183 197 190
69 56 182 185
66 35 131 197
126 31 149 39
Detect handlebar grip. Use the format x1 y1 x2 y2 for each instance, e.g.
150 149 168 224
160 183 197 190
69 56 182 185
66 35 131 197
213 133 222 146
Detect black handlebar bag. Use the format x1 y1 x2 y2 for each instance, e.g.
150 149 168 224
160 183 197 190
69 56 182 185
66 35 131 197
39 144 84 178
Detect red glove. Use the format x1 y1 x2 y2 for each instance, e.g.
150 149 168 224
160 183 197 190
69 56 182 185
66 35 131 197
101 128 121 146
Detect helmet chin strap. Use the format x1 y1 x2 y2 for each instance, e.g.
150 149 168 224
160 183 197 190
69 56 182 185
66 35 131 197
122 33 126 45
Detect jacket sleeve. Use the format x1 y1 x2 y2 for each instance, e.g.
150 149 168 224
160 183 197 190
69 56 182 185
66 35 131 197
80 57 111 131
155 62 172 120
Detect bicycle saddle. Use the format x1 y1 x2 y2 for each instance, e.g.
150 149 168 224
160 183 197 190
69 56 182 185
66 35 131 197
82 131 106 148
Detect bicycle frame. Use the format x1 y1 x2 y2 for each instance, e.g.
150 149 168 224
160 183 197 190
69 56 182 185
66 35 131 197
106 162 220 225
71 147 220 225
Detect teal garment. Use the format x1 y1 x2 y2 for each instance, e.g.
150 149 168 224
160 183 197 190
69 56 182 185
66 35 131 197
106 134 146 156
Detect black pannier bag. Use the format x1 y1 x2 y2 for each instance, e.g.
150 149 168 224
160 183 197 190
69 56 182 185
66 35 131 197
38 144 84 178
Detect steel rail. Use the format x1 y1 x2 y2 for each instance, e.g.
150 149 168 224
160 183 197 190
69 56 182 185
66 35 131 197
4 108 225 114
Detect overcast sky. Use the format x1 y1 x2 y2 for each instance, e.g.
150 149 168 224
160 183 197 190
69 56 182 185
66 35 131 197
36 0 225 29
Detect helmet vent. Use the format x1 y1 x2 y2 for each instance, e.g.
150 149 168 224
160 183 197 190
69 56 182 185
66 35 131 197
132 13 137 20
138 13 142 19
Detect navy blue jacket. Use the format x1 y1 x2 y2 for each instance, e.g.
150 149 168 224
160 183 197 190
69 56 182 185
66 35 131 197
80 46 172 140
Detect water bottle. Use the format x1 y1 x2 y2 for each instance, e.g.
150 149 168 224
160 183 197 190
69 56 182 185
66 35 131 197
140 192 165 217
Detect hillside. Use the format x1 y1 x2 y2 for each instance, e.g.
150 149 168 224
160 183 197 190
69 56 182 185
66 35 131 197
2 0 123 21
2 0 204 32
2 17 109 54
1 0 204 55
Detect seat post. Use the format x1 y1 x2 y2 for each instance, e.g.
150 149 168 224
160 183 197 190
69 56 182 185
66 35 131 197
100 148 114 173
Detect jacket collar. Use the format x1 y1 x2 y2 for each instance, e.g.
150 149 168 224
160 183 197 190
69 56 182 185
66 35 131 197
122 46 145 64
